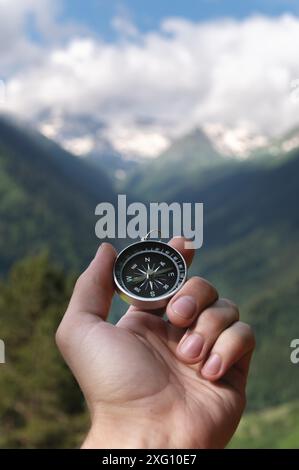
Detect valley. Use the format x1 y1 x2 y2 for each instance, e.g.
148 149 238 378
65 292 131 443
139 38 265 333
0 115 299 447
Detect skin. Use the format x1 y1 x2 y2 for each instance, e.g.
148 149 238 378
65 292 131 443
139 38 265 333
56 237 255 449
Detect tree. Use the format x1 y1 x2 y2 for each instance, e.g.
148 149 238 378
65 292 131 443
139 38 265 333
0 253 88 448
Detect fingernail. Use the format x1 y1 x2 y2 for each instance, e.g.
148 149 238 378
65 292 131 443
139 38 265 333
202 353 222 376
172 296 196 319
96 243 109 256
97 243 105 254
179 334 204 359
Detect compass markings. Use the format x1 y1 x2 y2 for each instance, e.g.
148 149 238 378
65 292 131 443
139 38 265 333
117 242 186 299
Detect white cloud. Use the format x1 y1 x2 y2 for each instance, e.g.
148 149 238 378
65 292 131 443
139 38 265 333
103 124 170 158
0 0 85 74
203 123 268 158
62 135 95 156
111 16 139 38
0 0 61 73
1 8 299 157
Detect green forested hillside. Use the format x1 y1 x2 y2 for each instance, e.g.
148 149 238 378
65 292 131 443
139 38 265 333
125 141 299 412
173 147 299 409
125 128 238 201
0 116 116 273
230 400 299 448
0 254 87 448
1 117 299 447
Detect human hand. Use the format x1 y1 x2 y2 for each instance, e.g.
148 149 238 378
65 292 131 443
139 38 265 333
56 238 255 449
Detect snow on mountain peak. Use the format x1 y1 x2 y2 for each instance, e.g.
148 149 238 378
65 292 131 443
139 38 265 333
203 123 268 159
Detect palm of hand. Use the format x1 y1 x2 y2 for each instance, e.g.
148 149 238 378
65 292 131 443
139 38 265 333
77 309 244 449
57 241 254 449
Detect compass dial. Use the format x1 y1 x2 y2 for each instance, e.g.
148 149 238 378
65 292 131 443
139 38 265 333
114 240 187 309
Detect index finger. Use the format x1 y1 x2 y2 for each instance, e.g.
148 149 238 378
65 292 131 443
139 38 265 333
168 236 195 268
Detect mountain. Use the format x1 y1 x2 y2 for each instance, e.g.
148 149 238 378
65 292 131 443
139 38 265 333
123 125 298 202
202 123 269 158
87 145 138 190
124 128 239 201
1 113 299 439
200 148 299 410
38 112 139 187
268 126 299 155
0 115 116 273
128 136 299 411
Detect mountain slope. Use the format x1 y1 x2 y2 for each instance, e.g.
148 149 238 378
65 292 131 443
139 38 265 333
125 128 237 200
230 400 299 449
0 115 116 272
88 146 138 191
130 141 299 411
1 114 299 413
177 148 299 410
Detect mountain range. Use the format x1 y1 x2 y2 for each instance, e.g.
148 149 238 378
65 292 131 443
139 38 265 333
0 115 116 273
121 124 299 411
0 114 299 445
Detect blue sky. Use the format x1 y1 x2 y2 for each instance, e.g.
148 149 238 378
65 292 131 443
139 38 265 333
61 0 299 40
2 0 299 158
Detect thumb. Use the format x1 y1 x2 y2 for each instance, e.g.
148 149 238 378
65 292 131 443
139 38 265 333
67 242 117 321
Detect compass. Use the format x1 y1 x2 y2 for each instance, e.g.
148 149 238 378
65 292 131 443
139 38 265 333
113 232 187 310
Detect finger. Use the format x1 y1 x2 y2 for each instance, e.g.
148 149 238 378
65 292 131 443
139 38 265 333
123 236 195 318
166 276 218 328
67 242 117 321
56 243 117 354
168 236 195 268
201 321 256 384
176 299 239 363
221 349 255 394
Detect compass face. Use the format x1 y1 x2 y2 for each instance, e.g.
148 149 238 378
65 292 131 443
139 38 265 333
114 240 187 303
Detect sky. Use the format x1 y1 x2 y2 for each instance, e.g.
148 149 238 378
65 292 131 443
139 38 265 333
53 1 299 40
1 0 299 158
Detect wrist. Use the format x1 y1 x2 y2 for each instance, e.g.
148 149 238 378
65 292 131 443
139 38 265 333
82 407 170 449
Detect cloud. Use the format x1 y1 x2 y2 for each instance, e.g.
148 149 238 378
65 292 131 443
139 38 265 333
0 0 45 74
0 0 85 74
1 7 299 157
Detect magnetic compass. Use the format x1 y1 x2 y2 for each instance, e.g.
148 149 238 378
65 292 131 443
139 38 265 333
113 231 187 310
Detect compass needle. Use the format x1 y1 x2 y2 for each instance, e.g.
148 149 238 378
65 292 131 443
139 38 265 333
137 268 147 275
